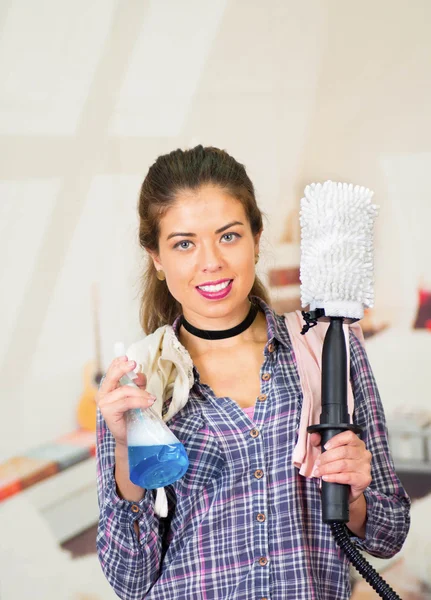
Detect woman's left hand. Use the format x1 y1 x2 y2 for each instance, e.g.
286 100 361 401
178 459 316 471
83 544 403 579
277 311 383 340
309 431 372 504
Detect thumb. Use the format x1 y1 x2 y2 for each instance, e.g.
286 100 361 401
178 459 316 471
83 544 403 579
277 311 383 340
133 372 147 389
309 432 321 448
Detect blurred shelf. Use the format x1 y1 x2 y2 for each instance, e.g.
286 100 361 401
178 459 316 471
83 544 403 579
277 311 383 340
394 460 431 475
3 457 99 544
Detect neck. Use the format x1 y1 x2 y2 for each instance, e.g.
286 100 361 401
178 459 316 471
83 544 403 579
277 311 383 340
179 305 267 354
181 303 258 340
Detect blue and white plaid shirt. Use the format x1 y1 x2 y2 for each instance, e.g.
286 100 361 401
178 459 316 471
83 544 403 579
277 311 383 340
96 298 410 600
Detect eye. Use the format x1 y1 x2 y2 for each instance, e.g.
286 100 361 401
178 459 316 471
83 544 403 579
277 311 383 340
221 232 240 243
173 240 193 250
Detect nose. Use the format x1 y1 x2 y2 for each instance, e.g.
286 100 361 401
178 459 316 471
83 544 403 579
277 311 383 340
199 243 223 273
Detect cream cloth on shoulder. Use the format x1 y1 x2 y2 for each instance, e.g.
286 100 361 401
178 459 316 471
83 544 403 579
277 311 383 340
285 310 365 478
126 325 194 517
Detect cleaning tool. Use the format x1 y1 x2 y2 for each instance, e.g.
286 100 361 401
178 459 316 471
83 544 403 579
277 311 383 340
300 181 401 600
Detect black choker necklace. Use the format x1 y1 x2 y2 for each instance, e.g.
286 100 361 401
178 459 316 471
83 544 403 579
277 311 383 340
180 303 259 340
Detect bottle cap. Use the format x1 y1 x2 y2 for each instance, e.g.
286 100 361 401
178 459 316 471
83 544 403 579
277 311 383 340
114 342 126 358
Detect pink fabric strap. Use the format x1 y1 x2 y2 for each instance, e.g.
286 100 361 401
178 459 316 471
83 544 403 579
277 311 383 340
285 310 365 478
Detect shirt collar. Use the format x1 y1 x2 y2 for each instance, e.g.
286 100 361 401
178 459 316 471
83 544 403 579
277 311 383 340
250 296 291 351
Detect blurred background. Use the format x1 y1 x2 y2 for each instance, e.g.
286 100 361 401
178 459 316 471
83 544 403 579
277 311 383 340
0 0 430 598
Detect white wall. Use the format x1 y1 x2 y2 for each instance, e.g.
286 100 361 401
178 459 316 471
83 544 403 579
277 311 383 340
0 0 430 461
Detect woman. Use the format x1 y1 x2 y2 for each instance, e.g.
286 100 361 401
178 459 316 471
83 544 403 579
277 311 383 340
96 146 410 600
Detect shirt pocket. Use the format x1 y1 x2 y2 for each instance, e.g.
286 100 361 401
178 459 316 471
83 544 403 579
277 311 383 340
170 414 226 496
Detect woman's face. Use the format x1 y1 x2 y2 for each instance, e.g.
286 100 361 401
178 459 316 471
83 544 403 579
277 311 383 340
150 185 261 327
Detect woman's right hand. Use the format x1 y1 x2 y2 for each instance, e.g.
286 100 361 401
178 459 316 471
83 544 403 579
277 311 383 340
96 356 156 447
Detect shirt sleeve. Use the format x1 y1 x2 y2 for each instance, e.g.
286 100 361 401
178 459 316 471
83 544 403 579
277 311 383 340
348 330 411 558
96 406 173 599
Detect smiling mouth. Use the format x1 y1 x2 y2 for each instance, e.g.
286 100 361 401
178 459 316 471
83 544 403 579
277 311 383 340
196 280 232 293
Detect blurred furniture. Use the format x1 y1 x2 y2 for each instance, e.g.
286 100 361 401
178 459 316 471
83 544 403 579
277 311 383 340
0 429 98 543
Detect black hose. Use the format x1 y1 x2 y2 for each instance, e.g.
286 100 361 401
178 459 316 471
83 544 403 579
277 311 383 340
305 314 404 600
330 522 401 600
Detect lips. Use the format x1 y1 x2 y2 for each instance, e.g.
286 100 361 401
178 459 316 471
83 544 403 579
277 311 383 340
196 279 233 300
196 279 232 293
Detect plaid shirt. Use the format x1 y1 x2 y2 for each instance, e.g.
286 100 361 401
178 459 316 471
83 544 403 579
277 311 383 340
96 299 410 600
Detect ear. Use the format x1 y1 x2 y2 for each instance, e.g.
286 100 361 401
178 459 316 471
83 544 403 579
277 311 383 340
147 250 163 271
254 229 263 254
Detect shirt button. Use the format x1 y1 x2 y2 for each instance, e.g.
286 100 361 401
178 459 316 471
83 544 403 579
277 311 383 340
258 557 269 566
254 469 264 479
261 372 271 382
131 504 140 513
267 343 275 353
257 393 267 402
250 428 259 438
256 513 266 522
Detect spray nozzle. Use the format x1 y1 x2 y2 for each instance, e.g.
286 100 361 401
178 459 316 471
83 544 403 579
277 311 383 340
114 341 138 380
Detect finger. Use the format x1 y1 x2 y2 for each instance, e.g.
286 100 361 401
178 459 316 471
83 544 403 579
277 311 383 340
321 472 360 485
316 458 368 477
99 357 137 393
321 472 372 489
323 430 362 450
107 395 156 415
309 432 321 448
133 372 147 389
318 445 364 466
98 384 155 407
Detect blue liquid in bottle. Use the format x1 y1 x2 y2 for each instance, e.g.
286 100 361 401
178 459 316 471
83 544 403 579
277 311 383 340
128 443 189 489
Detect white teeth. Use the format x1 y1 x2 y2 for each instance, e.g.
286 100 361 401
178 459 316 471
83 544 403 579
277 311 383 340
198 280 231 293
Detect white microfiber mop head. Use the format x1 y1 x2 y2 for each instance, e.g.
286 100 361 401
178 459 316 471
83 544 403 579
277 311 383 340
299 181 379 320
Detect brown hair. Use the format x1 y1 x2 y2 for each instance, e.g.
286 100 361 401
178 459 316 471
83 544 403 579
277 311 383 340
138 145 270 334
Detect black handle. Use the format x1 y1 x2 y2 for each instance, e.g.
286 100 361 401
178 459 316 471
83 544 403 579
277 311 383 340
307 317 362 523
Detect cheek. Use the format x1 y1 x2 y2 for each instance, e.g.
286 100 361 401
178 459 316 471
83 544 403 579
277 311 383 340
164 259 194 296
230 251 256 288
235 248 255 272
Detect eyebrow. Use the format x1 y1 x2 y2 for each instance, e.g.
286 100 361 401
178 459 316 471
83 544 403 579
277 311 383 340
166 221 244 240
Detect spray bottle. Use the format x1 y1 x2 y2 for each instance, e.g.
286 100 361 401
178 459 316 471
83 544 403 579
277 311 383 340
115 342 189 490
